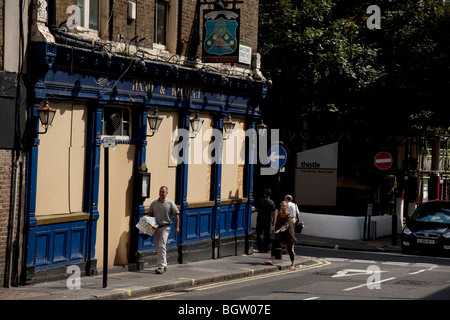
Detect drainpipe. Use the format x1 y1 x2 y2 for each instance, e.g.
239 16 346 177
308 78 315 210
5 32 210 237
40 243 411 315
109 0 114 41
177 0 183 55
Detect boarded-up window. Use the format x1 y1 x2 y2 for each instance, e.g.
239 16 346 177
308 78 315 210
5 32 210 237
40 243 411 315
36 103 86 215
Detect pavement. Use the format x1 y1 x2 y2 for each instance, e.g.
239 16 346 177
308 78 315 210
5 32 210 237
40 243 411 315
0 234 401 300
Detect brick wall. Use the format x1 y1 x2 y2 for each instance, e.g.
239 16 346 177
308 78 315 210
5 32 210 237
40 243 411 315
180 0 259 61
54 0 259 63
56 0 74 25
0 150 25 287
112 0 153 47
0 150 12 287
239 0 259 51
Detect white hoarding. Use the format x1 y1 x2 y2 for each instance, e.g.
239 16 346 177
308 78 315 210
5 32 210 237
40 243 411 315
295 142 338 206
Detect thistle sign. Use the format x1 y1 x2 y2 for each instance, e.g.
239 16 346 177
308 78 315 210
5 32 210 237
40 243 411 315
202 9 240 63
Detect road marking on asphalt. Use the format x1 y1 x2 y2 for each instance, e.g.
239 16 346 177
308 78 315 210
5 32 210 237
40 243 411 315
343 277 397 291
322 257 348 262
179 278 196 286
408 265 437 275
113 288 132 297
349 259 377 264
189 258 331 292
132 291 185 300
132 257 331 300
240 268 255 275
323 258 440 268
332 269 386 278
382 261 410 267
413 263 439 268
303 296 320 300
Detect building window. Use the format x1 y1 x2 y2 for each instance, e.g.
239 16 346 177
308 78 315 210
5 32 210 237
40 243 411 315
154 0 168 45
102 107 131 139
78 0 99 30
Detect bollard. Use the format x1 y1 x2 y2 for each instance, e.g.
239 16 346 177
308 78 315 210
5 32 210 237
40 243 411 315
274 247 282 260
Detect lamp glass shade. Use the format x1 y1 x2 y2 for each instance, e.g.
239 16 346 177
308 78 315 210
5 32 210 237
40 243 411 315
223 114 235 138
256 119 267 136
148 109 163 132
141 173 150 198
190 112 204 136
37 101 56 128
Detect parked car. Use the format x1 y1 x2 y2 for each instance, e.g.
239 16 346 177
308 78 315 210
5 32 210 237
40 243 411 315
402 201 450 255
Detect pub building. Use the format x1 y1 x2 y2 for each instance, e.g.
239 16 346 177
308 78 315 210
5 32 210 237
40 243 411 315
24 0 268 282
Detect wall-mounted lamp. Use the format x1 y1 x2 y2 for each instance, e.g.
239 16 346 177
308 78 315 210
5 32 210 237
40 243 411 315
223 114 235 140
190 111 204 138
136 59 146 70
36 99 56 134
256 118 267 136
147 107 163 137
197 68 206 78
221 75 229 86
102 51 112 63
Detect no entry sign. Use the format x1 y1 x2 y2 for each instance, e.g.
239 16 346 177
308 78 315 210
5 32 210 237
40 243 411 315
374 152 393 170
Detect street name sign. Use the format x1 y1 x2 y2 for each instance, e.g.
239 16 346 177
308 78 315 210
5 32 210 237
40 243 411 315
103 137 116 148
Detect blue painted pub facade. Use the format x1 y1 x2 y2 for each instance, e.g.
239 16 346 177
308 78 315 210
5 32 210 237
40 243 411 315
23 40 267 282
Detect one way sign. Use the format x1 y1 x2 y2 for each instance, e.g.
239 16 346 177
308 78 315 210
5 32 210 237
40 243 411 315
268 145 287 169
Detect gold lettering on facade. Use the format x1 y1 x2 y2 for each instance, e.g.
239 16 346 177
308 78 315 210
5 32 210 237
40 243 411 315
192 88 201 99
95 75 111 87
172 86 184 97
131 79 202 100
132 79 154 93
217 93 226 101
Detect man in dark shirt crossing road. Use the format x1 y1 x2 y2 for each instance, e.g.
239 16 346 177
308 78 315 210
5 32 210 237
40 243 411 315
253 189 276 253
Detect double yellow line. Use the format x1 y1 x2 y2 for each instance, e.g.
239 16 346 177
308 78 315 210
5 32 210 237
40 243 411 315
133 257 330 300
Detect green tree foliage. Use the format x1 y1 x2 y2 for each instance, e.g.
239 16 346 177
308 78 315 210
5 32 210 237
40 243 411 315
258 0 450 141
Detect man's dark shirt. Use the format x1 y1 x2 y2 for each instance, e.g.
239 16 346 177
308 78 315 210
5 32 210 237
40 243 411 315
255 197 275 225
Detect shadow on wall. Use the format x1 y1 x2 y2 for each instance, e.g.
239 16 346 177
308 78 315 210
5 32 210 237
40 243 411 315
114 231 130 265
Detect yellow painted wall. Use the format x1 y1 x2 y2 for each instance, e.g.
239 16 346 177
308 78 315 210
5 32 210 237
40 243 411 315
36 103 246 267
144 110 178 205
187 113 213 202
36 102 86 215
221 118 245 199
96 144 135 267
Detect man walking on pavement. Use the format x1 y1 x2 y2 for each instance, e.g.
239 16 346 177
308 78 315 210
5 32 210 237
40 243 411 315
285 194 299 223
253 189 276 253
284 194 300 255
147 186 180 274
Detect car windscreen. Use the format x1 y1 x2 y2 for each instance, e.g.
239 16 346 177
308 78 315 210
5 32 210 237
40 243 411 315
412 204 450 224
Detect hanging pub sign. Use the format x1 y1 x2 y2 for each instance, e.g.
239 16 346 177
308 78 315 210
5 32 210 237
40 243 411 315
202 9 240 63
